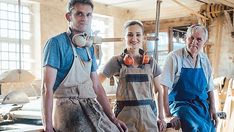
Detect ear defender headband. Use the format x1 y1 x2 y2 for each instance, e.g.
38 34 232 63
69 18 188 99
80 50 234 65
68 27 93 47
123 49 150 66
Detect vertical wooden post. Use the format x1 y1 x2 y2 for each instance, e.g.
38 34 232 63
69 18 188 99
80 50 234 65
213 16 223 77
154 0 162 61
168 27 173 52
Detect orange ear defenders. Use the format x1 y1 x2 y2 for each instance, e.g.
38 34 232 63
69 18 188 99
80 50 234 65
123 49 150 66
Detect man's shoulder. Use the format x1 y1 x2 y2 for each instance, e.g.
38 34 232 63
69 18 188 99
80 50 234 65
49 32 67 41
166 48 183 59
46 32 69 47
199 51 208 59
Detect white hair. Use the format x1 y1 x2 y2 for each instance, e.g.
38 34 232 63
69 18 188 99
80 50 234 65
186 24 208 41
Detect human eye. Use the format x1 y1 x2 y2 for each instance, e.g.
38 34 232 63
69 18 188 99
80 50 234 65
86 13 92 17
127 33 133 37
136 33 142 37
198 38 203 41
75 12 83 17
189 36 194 40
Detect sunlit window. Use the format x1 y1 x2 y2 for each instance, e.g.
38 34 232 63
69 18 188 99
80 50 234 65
145 32 169 68
91 14 114 71
0 1 40 77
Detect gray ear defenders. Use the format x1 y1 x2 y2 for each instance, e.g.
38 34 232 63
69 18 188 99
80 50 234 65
72 33 93 47
68 28 93 47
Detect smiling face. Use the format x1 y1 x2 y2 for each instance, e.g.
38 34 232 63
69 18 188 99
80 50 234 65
186 26 207 56
124 24 144 50
66 3 93 33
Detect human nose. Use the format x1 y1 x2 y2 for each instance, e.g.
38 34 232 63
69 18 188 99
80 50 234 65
191 38 198 44
132 35 138 41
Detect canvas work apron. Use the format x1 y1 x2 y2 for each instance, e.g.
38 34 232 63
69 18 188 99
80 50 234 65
115 57 159 132
168 51 215 132
52 42 119 132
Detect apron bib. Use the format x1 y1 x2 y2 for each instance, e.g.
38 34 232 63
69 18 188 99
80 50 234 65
115 57 159 132
169 50 215 132
52 40 119 132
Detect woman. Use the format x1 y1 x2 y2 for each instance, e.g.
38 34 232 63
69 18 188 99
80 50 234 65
99 20 166 132
160 24 217 132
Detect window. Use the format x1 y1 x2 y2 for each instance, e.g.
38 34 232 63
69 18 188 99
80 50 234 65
145 32 169 68
172 26 187 51
92 14 115 94
91 14 114 71
0 0 40 77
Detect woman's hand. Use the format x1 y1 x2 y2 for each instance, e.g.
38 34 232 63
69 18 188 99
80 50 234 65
169 116 181 130
111 117 128 132
157 119 167 132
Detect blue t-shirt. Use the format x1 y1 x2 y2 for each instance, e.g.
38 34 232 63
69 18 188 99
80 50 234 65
43 32 98 91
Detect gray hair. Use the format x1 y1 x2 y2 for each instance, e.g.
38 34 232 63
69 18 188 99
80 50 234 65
124 20 144 32
186 24 208 41
67 0 94 13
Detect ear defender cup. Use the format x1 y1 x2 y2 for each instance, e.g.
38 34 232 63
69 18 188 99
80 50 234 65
123 54 135 66
72 34 87 47
142 53 150 64
123 49 150 66
72 33 93 47
85 36 93 47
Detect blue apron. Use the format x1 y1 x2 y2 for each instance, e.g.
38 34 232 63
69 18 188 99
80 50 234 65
168 51 215 132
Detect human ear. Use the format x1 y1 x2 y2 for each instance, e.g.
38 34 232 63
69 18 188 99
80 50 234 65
65 13 71 22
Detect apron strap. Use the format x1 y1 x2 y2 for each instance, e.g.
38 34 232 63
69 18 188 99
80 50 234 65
114 99 157 117
85 47 92 61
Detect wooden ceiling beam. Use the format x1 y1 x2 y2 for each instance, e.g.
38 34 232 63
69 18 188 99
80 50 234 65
171 0 208 20
201 0 234 8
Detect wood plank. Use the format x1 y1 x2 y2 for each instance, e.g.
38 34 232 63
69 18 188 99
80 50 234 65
10 111 41 120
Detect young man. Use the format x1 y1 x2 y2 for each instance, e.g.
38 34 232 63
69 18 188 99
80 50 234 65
41 0 127 132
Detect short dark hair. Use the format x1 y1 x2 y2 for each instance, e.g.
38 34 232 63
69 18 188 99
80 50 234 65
124 20 144 32
67 0 94 12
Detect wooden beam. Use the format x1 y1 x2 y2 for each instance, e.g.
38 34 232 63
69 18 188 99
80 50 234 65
101 38 123 42
223 0 234 7
224 10 234 32
171 0 209 20
211 0 234 8
213 16 223 77
168 27 173 52
143 16 198 33
101 37 158 43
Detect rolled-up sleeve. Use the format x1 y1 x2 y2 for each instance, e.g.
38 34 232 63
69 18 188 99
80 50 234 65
43 38 61 69
160 53 177 90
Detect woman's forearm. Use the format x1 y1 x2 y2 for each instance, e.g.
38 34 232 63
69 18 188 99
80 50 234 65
157 86 164 120
162 85 172 117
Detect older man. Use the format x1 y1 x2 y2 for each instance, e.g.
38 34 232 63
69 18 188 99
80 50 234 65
161 24 218 132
